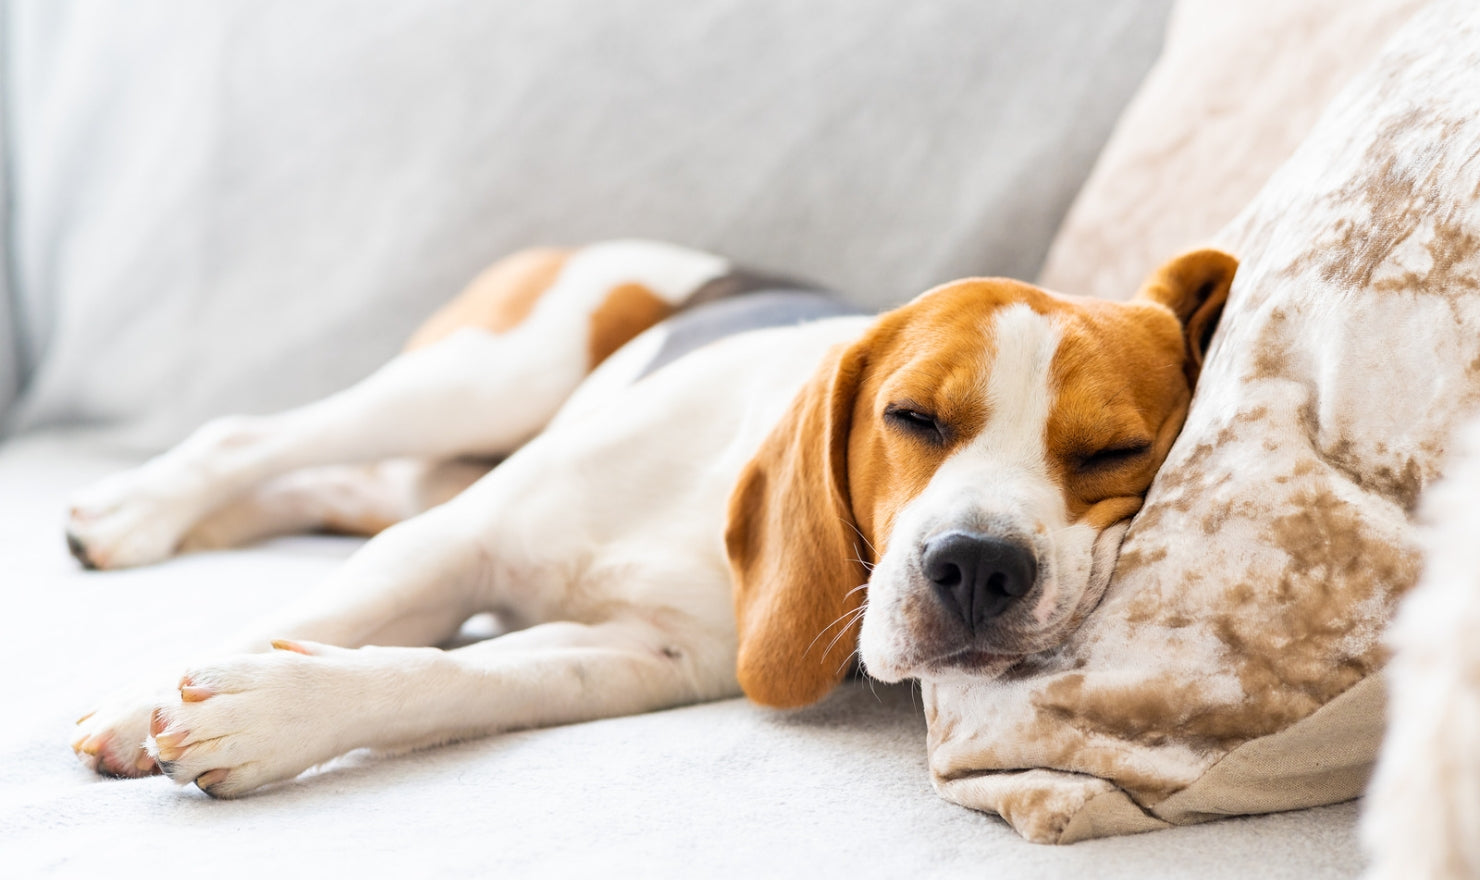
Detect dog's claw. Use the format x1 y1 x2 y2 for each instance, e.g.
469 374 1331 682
195 768 230 795
66 530 98 569
152 729 188 752
178 676 214 702
71 732 104 756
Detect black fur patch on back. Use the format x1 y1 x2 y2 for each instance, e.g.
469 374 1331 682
686 268 829 308
636 289 865 380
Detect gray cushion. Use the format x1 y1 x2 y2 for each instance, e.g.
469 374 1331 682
4 0 1171 449
0 4 17 425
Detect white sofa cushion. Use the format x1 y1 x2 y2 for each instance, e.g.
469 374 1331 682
2 0 1173 449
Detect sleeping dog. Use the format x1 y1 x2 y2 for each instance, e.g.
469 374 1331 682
67 240 1234 797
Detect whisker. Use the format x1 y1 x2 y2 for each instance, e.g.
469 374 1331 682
846 649 880 697
804 601 869 657
837 647 862 677
817 607 868 660
841 517 878 558
821 605 868 658
847 536 877 574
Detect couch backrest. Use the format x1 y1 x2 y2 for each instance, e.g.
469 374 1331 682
0 4 17 427
2 0 1172 449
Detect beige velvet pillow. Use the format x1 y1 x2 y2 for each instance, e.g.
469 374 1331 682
1037 0 1427 302
926 0 1480 843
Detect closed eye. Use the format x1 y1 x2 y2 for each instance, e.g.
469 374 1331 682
1077 442 1152 472
884 403 945 444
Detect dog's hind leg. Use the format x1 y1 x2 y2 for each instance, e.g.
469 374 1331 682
65 240 730 569
177 457 491 551
65 325 551 569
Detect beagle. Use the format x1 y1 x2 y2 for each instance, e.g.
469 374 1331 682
66 239 1234 797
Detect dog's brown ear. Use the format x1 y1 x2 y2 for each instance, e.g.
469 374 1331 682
726 343 870 709
1134 248 1238 385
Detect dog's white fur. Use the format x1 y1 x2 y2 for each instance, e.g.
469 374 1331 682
72 305 866 795
68 239 1225 797
1362 414 1480 880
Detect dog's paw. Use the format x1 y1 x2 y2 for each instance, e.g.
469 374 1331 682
66 465 208 570
64 417 271 569
149 641 358 798
71 685 171 778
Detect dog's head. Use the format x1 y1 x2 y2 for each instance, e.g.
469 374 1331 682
725 249 1236 707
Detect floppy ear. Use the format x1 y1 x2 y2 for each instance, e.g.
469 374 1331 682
725 343 871 709
1134 248 1238 385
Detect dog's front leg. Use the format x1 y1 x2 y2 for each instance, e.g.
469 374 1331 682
71 495 491 778
147 618 735 798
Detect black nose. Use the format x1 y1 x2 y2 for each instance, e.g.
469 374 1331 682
923 532 1037 632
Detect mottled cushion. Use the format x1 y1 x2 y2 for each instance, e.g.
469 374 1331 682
925 0 1480 843
1037 0 1427 302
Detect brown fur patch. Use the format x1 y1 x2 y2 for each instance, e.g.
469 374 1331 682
1046 250 1234 527
587 282 674 368
726 344 871 709
405 248 570 350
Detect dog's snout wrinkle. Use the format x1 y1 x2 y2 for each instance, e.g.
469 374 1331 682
923 531 1037 633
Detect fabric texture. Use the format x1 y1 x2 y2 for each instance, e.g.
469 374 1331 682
1036 0 1428 302
0 432 1370 878
0 1 17 424
3 0 1171 451
926 0 1480 842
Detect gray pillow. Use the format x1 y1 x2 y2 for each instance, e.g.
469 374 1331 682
4 0 1171 449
